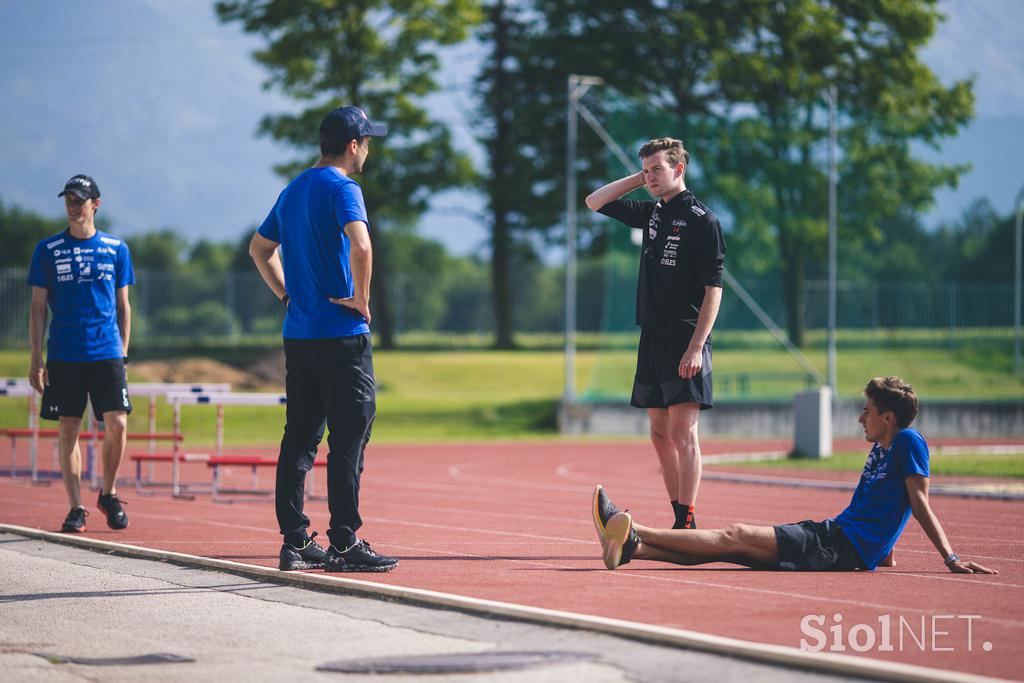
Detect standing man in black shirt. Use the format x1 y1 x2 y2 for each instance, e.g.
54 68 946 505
585 138 725 531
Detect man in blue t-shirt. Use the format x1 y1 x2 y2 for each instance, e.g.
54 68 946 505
27 174 135 534
593 377 997 575
250 105 397 573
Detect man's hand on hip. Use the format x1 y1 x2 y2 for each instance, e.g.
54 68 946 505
329 296 371 325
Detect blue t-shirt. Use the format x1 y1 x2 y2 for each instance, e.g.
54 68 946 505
27 229 135 362
834 428 930 570
258 167 370 339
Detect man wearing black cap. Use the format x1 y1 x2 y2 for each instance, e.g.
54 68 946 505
250 105 397 573
27 175 135 533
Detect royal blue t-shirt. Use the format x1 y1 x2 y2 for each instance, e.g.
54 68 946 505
27 229 135 362
834 428 930 570
258 167 370 339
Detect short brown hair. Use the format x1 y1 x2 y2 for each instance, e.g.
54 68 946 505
638 137 689 167
864 376 918 428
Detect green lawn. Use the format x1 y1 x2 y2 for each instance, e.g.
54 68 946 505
2 345 1022 445
722 451 1024 479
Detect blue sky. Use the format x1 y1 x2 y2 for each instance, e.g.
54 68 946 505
0 0 1021 256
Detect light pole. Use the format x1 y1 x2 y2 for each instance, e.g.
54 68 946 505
827 86 838 397
564 74 603 404
1015 184 1024 373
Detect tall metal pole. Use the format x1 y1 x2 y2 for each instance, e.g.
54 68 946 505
1015 184 1024 374
564 75 602 405
827 86 838 396
565 75 578 403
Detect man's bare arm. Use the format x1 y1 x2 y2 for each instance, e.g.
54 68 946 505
329 220 372 323
116 286 131 356
28 286 48 393
249 232 287 301
906 474 997 574
584 172 645 211
678 285 722 379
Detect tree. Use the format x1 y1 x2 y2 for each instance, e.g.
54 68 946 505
0 199 64 267
510 0 972 347
217 0 481 348
125 229 187 271
471 0 651 347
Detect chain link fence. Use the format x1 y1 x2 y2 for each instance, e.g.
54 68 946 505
0 266 1017 348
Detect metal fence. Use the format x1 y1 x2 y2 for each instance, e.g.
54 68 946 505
0 266 1017 348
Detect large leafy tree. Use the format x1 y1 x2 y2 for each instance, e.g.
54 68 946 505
703 0 973 345
217 0 481 348
506 0 972 347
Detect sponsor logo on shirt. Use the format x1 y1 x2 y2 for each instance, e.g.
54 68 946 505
860 443 889 484
690 205 706 217
671 219 687 228
56 263 71 274
100 237 121 246
46 238 65 250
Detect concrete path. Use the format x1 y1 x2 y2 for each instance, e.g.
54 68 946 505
0 533 865 683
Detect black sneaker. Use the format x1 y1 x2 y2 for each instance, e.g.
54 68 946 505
602 512 639 570
97 492 129 530
324 540 398 573
61 507 88 533
592 484 621 539
279 531 327 570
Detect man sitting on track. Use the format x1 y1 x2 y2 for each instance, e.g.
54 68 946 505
593 376 997 575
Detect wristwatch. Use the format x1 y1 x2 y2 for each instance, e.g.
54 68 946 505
281 294 290 305
944 552 961 566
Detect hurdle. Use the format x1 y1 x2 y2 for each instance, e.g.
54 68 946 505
2 381 228 489
165 391 287 500
1 383 40 482
114 382 230 492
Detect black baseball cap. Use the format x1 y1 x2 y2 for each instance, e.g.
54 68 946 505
58 174 101 200
320 106 388 141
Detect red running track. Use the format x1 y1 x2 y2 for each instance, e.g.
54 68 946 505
1 438 1021 681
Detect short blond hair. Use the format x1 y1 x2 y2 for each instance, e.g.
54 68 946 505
638 137 689 167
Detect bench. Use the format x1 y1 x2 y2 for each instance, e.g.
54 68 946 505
206 455 327 504
3 428 184 486
130 451 206 494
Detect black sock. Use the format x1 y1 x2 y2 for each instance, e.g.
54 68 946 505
671 501 695 529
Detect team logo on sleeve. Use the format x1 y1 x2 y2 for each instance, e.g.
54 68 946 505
690 205 706 217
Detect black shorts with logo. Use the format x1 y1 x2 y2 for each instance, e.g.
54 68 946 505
773 519 866 571
41 358 132 421
630 326 713 410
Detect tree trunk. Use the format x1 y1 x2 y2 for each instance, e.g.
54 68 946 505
488 0 515 349
370 229 396 349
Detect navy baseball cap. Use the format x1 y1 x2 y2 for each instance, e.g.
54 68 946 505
58 174 101 200
320 106 388 141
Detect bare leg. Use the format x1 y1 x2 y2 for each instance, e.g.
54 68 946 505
633 520 779 567
647 408 679 500
666 402 701 506
100 411 128 495
57 417 83 508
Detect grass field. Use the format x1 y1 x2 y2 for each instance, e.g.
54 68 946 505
721 451 1024 479
2 345 1022 445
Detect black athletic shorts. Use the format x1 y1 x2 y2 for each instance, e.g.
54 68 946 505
773 519 866 571
40 358 132 421
631 326 713 410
